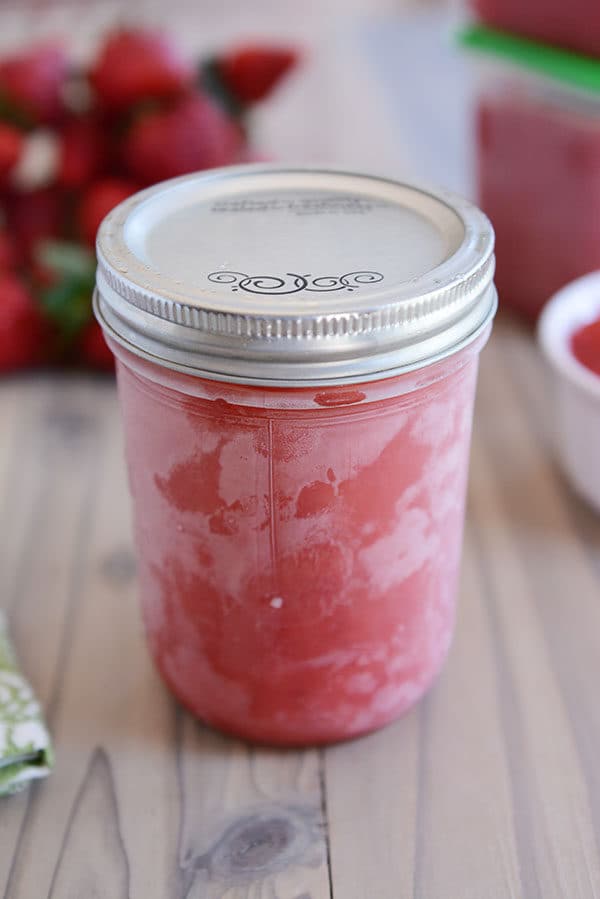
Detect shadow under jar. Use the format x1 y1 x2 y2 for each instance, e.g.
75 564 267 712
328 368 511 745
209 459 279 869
94 166 496 746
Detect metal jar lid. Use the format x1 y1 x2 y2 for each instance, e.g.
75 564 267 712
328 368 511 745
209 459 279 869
94 165 496 386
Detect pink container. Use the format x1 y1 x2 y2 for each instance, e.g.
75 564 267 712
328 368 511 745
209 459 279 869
472 0 600 58
477 90 600 321
95 166 496 745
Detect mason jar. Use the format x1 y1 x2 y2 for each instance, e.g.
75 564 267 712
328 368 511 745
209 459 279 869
94 165 496 745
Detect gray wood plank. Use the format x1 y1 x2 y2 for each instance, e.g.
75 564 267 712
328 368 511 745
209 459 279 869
325 717 419 899
176 722 329 899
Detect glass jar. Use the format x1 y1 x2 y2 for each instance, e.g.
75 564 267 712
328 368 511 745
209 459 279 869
462 26 600 322
478 84 600 321
95 165 496 745
471 0 600 59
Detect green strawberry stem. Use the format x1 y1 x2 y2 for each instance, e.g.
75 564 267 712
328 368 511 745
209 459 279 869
200 58 246 121
36 240 96 346
37 239 95 279
0 90 34 129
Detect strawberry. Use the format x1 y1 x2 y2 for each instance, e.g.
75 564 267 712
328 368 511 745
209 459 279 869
122 93 243 184
6 187 65 265
0 123 24 181
218 45 298 105
78 177 138 247
57 116 108 188
0 42 68 125
0 229 16 270
0 271 49 371
77 320 114 371
90 28 193 111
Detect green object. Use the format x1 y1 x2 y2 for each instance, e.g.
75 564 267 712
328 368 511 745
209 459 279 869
0 612 53 796
458 24 600 97
37 240 96 281
36 241 97 343
200 59 245 120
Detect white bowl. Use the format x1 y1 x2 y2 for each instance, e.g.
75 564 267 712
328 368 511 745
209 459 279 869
538 271 600 513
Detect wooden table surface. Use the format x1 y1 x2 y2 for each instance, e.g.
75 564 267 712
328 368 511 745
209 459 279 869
2 5 600 898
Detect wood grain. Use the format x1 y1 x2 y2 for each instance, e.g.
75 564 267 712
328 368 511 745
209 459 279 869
325 714 420 899
175 724 329 899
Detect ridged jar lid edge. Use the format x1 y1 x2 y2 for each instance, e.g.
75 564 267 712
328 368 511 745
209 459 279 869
94 165 496 385
94 284 497 388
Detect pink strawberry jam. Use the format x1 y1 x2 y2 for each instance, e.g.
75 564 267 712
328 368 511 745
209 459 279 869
572 316 600 377
477 93 600 322
112 335 486 745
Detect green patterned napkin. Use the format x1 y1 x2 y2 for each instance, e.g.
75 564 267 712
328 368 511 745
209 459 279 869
0 612 53 796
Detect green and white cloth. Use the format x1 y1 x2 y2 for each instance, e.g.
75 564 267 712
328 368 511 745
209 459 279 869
0 612 53 796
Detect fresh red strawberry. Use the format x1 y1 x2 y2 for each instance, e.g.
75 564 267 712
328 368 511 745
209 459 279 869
0 271 49 371
90 28 193 111
78 177 138 246
218 45 298 104
77 319 114 370
57 116 108 188
0 229 16 270
0 42 68 124
122 93 243 184
6 187 65 264
0 123 23 181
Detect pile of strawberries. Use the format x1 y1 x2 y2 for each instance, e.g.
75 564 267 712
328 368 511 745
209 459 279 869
0 29 297 372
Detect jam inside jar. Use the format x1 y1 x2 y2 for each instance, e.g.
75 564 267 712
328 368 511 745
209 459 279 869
95 166 496 744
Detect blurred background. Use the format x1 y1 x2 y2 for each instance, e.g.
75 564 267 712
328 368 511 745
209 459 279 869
0 0 599 374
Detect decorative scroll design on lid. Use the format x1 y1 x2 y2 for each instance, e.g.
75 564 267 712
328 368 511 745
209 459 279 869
207 271 384 295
